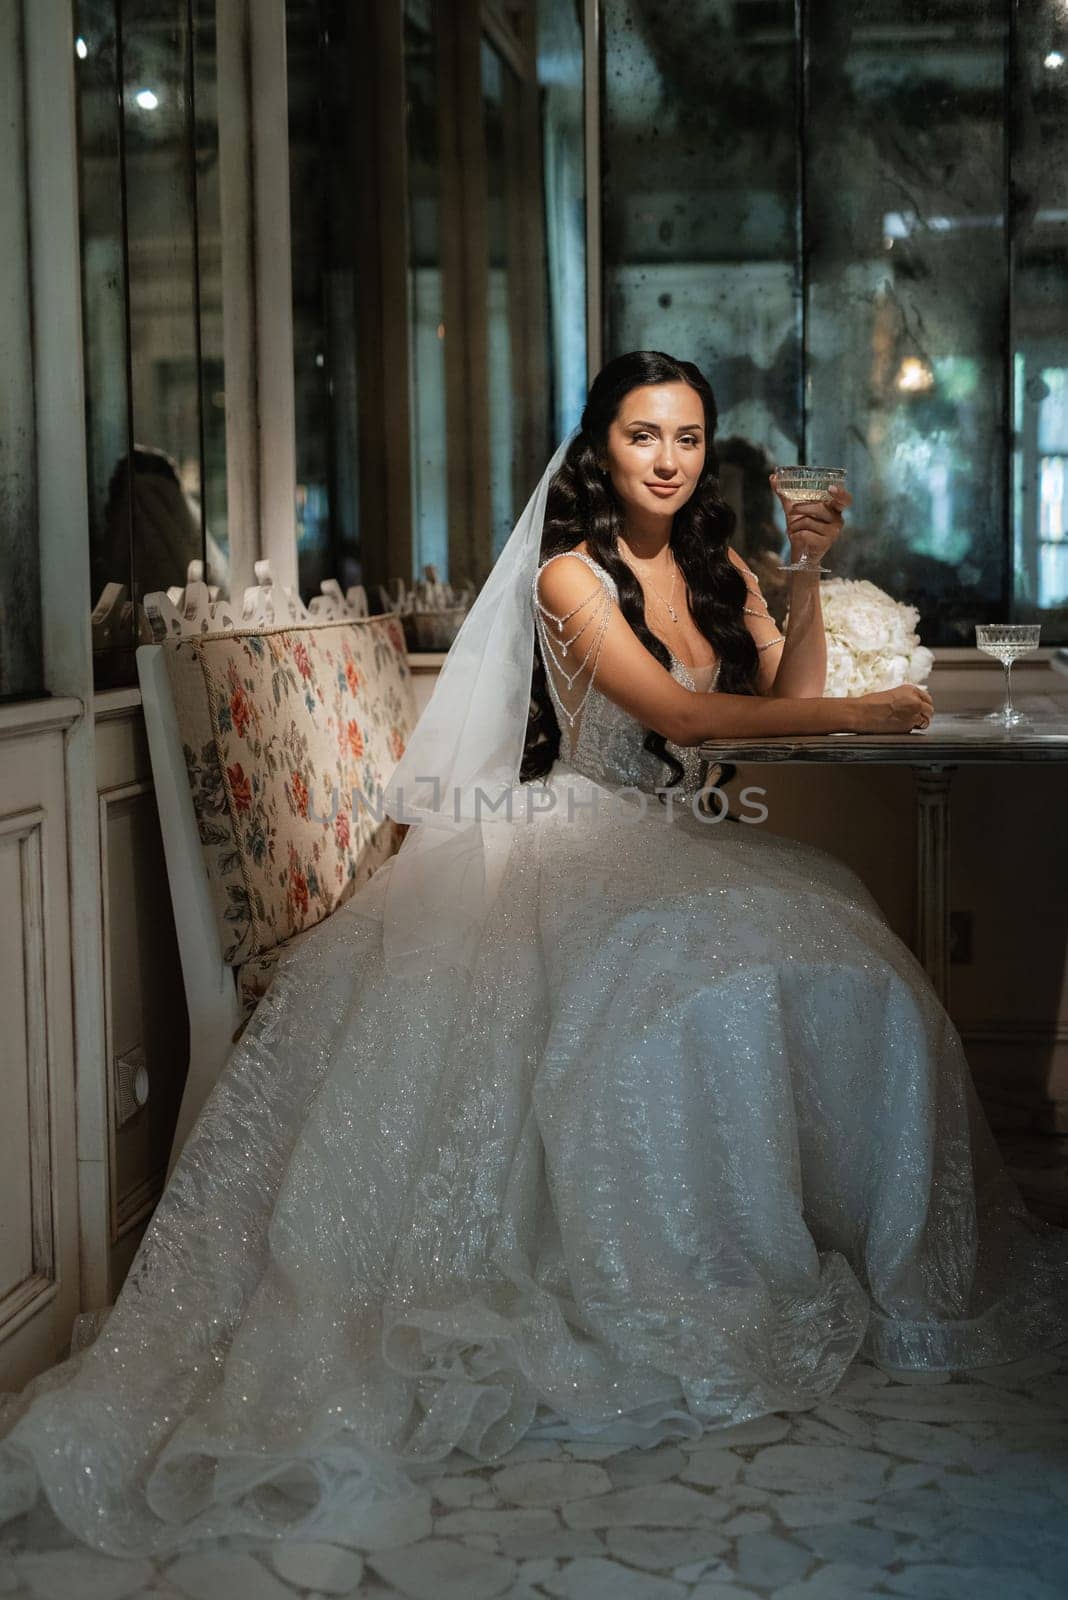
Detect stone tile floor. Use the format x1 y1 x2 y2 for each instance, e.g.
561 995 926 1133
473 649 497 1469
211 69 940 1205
1 1342 1067 1600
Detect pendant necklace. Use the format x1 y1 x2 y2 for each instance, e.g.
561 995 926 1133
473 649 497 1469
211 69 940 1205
620 544 681 624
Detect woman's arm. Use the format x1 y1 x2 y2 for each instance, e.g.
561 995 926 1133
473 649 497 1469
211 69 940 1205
726 547 786 694
535 555 925 747
727 548 826 699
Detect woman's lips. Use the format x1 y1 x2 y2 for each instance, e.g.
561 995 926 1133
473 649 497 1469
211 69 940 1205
646 483 681 495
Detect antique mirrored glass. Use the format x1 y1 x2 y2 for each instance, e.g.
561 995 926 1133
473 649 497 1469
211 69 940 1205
79 0 226 687
602 0 801 614
287 0 362 598
805 0 1009 645
406 0 448 581
122 0 209 601
482 37 524 559
537 0 588 441
1012 0 1068 636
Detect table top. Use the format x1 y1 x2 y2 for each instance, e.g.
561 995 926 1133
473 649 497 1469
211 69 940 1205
697 701 1068 765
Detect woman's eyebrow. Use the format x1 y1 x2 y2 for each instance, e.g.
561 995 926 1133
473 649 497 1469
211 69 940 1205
624 420 704 432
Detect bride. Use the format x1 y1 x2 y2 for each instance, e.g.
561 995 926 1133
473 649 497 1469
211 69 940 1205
2 349 1066 1558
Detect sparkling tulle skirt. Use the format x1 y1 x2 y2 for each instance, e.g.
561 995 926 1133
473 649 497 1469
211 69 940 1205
2 762 1066 1555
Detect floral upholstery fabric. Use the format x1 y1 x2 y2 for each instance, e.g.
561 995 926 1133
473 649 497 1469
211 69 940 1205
234 938 309 1036
164 616 414 968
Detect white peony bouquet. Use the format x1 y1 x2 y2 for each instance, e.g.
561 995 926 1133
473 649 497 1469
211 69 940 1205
786 577 935 698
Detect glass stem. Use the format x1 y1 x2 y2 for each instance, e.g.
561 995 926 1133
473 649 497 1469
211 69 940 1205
1003 658 1014 718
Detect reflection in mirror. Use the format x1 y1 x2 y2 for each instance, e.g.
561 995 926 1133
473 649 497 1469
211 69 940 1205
482 37 524 560
1013 0 1068 636
602 0 1068 646
406 0 448 582
806 0 1008 644
287 0 362 601
537 0 588 442
78 0 227 687
603 0 801 594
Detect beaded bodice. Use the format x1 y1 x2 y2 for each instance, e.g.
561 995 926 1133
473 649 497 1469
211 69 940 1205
532 549 720 799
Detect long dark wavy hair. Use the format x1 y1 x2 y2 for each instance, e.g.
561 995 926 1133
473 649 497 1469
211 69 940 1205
521 350 760 793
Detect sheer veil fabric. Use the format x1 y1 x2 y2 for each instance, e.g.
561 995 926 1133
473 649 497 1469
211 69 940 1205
375 426 580 982
0 426 1066 1559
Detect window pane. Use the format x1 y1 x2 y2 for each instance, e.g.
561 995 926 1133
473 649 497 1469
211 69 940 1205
0 2 44 700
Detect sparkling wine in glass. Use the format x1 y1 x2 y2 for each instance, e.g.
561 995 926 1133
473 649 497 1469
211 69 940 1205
774 467 847 575
975 624 1041 726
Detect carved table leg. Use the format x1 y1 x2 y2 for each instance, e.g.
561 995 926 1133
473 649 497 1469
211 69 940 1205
913 763 958 1006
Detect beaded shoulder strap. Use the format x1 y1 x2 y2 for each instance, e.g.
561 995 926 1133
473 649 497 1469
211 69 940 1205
732 552 786 653
532 551 614 737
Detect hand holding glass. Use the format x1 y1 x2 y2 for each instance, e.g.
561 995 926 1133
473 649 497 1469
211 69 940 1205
774 467 848 575
975 624 1042 727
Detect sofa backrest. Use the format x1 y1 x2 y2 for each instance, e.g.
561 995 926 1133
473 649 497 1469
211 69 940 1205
162 613 415 963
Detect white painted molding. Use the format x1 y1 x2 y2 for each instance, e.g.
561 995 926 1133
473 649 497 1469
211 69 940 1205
24 0 109 1310
0 808 55 1345
215 0 298 594
250 3 299 592
216 0 258 600
0 698 83 741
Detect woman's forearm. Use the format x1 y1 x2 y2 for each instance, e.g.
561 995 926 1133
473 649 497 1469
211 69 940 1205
768 573 826 698
676 687 860 744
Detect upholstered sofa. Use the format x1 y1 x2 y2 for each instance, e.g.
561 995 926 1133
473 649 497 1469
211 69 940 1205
137 575 416 1175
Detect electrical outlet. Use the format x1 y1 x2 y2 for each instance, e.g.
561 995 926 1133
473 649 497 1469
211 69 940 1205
949 910 973 964
114 1044 150 1128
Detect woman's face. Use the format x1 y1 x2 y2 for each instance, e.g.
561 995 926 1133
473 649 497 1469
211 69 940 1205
601 382 707 522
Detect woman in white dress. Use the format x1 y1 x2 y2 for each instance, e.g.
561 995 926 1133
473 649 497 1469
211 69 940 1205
1 350 1065 1558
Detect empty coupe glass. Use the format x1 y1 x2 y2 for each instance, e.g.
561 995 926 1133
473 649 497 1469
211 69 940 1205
775 466 847 574
975 623 1042 726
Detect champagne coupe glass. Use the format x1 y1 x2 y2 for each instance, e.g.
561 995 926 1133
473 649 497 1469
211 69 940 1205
775 466 847 575
975 624 1042 727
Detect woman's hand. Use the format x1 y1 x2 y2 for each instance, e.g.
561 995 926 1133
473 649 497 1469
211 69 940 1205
770 472 852 570
853 683 934 733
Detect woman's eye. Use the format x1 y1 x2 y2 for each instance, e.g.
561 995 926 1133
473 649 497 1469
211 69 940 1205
632 432 700 446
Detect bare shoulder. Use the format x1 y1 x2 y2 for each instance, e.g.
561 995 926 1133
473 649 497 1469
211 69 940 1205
535 547 608 613
726 545 755 579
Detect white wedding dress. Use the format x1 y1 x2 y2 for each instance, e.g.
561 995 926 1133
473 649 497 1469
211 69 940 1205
1 548 1066 1558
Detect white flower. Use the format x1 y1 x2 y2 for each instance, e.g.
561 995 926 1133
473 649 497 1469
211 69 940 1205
785 578 935 698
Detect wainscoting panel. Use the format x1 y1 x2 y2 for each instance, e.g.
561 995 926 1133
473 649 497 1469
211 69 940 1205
0 713 81 1389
